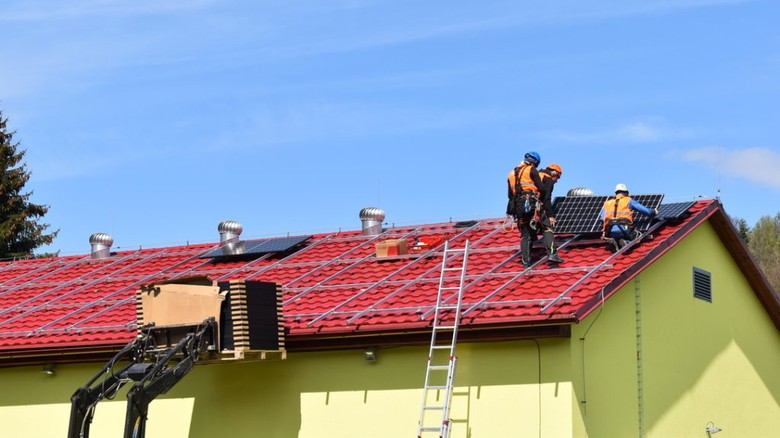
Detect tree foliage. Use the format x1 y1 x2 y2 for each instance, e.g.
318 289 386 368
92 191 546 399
0 110 58 259
732 217 751 243
748 213 780 295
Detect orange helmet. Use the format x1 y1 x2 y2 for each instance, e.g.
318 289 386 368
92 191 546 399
547 163 563 176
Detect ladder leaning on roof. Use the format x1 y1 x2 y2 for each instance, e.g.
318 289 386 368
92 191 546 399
417 239 470 438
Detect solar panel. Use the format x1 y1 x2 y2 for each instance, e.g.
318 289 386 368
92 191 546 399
201 235 311 259
628 194 665 231
552 195 608 234
552 194 664 234
657 201 695 220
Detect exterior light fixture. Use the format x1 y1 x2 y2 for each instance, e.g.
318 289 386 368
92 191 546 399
41 363 55 376
363 347 377 363
705 421 722 435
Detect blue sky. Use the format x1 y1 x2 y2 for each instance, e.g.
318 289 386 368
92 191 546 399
1 0 778 256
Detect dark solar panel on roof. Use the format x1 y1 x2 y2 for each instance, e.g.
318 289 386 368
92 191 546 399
657 201 695 220
552 195 608 234
201 235 311 259
552 194 664 234
628 194 665 230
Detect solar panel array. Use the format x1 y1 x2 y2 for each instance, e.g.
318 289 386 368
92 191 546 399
552 194 664 234
202 235 312 259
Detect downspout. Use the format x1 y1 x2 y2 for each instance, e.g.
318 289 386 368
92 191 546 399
635 277 646 438
579 288 606 421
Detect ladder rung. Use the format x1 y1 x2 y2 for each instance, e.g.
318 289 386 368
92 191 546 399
428 365 449 370
443 267 463 271
419 426 443 431
435 325 456 329
431 345 451 349
426 385 447 390
422 406 445 410
437 304 459 309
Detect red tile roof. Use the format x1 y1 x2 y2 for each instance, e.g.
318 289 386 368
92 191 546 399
0 199 777 358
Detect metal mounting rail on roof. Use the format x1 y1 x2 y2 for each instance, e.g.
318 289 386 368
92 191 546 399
416 224 512 321
284 229 423 307
0 249 184 330
26 324 130 337
237 235 335 282
282 233 391 291
285 296 575 321
340 222 486 324
308 222 485 327
56 233 384 334
459 234 583 318
0 256 87 289
539 221 667 314
41 245 222 332
0 255 94 300
0 249 163 322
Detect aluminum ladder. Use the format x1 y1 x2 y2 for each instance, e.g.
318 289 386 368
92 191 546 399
417 240 470 438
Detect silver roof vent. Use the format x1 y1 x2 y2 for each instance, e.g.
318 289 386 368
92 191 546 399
218 220 244 255
567 187 594 196
89 233 113 259
359 207 385 236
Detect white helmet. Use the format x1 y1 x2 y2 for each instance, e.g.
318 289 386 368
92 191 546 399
615 183 629 193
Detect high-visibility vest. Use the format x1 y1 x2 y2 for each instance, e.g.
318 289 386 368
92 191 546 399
507 163 539 196
603 195 633 222
539 170 553 186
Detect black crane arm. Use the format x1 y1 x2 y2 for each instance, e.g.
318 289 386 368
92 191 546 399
67 317 217 438
123 319 215 438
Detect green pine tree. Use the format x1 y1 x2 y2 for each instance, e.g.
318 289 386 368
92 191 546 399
732 217 751 244
0 109 58 259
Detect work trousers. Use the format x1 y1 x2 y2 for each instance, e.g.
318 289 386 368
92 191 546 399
517 213 557 265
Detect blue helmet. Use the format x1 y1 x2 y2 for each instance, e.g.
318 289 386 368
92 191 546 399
524 151 541 166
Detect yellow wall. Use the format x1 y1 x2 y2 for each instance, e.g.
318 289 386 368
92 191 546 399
640 222 780 437
571 221 780 437
0 339 578 438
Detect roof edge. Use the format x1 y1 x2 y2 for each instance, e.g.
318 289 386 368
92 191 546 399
708 203 780 330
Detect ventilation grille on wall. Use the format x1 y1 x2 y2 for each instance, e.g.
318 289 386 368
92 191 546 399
693 267 712 303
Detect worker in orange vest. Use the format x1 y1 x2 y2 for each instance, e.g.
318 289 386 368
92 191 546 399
507 152 562 267
535 164 564 264
600 183 658 251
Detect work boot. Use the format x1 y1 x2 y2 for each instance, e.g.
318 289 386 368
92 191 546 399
548 253 564 264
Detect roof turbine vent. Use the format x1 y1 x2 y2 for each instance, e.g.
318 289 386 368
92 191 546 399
567 187 594 197
218 220 244 255
359 207 385 236
89 233 114 259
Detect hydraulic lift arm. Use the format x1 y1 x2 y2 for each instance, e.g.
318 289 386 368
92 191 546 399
67 317 217 438
123 319 215 438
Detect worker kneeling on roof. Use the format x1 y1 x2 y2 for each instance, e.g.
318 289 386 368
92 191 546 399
600 183 658 251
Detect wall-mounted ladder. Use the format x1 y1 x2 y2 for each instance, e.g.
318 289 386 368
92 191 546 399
417 240 470 438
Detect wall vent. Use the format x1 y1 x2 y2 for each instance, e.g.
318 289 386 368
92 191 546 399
693 267 712 303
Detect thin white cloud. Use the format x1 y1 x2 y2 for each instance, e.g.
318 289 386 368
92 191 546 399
681 147 780 191
540 121 688 144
